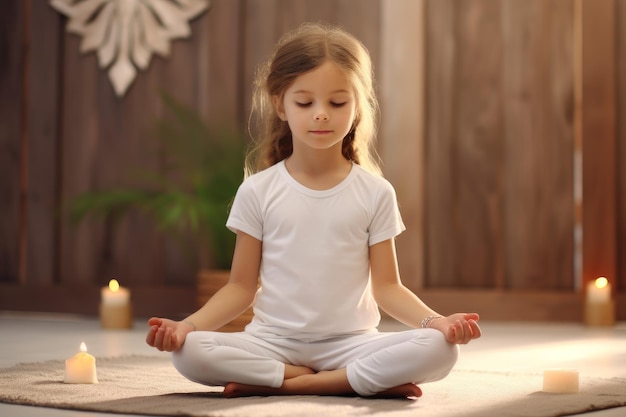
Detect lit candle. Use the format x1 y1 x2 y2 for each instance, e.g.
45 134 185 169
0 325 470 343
542 369 579 393
101 278 130 306
64 342 98 384
100 279 133 329
586 277 611 303
584 277 615 326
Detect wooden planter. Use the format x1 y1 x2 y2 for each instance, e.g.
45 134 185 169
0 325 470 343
196 269 254 332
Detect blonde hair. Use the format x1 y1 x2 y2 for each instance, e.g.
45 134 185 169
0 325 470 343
246 22 381 176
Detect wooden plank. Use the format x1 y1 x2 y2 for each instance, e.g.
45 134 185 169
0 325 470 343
241 0 280 136
276 0 335 27
196 0 242 128
334 0 381 64
57 32 106 285
379 0 425 292
425 0 503 288
616 0 626 293
453 0 504 288
579 0 618 292
0 0 24 284
89 67 168 287
424 0 457 289
501 0 575 290
25 1 61 285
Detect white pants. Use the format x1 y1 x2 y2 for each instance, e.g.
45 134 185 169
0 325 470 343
172 328 458 396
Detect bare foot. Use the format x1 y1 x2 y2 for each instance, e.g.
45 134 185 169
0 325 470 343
374 383 422 399
223 382 284 398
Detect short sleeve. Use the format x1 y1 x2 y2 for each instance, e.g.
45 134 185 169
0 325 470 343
226 178 263 241
368 179 406 246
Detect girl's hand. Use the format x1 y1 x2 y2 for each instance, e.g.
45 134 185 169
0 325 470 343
145 317 195 352
429 313 481 345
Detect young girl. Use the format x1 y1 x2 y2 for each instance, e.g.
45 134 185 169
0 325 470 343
146 22 481 399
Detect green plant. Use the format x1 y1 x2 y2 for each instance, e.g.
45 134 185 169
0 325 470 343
68 92 246 270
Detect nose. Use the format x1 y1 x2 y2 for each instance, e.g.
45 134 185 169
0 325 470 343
314 107 329 121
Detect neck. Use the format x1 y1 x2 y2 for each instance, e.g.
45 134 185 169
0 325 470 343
289 140 349 171
285 146 352 190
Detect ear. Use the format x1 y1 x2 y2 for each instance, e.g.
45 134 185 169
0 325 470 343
272 95 287 121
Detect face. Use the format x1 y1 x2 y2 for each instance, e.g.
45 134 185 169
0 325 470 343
274 61 356 154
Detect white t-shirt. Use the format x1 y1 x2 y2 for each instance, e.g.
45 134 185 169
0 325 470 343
226 160 405 341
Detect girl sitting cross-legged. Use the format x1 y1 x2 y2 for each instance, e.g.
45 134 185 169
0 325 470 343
146 22 481 399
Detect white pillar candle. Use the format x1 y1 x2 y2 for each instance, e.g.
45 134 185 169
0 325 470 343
64 342 98 384
542 369 579 393
584 277 616 326
586 277 611 303
101 279 130 306
100 279 133 329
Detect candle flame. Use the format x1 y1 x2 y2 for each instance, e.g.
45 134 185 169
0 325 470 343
594 277 608 289
80 342 88 352
108 279 120 292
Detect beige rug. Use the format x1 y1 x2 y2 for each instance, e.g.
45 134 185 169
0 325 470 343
1 355 625 417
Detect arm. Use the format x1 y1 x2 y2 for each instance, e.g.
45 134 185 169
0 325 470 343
146 230 261 351
369 238 481 344
185 230 261 330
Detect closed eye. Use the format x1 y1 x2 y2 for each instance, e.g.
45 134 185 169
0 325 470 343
331 102 346 108
296 102 312 108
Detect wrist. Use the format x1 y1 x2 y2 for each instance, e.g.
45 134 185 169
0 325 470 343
420 315 444 329
182 320 197 331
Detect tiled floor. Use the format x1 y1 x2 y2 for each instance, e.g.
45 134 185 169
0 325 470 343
1 312 625 416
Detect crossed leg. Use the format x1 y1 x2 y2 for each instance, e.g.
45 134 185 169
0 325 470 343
223 366 422 399
174 329 454 399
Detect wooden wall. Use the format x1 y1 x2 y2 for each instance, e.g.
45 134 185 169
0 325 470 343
418 0 625 321
0 0 624 321
425 0 576 290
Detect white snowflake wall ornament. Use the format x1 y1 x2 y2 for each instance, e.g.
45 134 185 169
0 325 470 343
50 0 210 97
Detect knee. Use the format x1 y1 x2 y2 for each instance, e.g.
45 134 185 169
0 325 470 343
428 329 458 367
172 332 217 385
415 329 459 382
